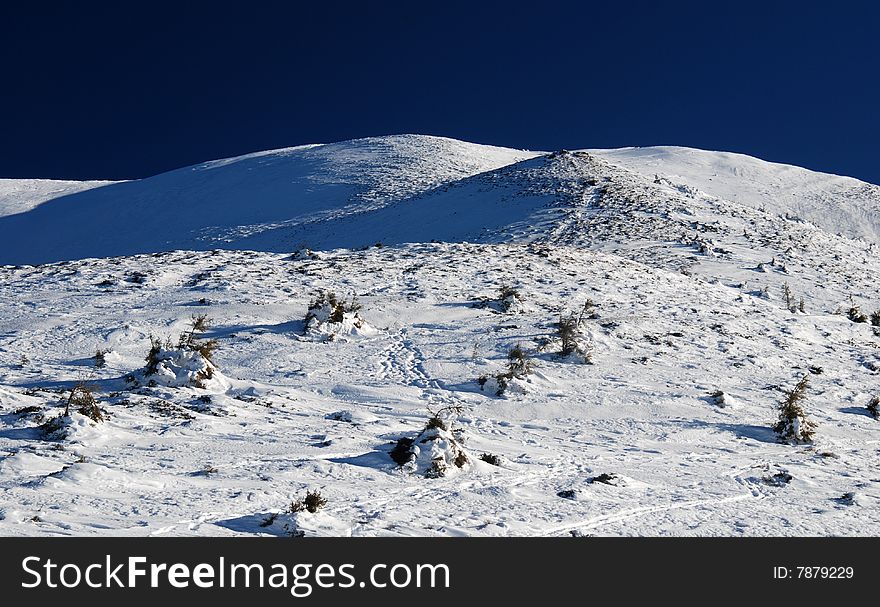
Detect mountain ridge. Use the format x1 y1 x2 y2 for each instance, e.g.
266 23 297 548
1 135 878 265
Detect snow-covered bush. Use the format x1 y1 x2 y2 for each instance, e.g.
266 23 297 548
141 315 224 389
39 414 72 440
867 396 879 420
847 303 868 323
258 500 348 537
478 344 534 396
556 312 593 362
708 389 735 408
506 343 531 377
473 284 525 314
782 283 798 313
391 406 471 478
289 248 318 261
40 411 107 441
144 340 222 389
497 284 522 313
93 349 108 369
773 376 817 443
479 453 501 466
303 291 374 340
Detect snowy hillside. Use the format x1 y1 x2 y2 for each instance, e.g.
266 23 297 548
0 136 537 265
1 135 879 537
0 178 116 219
593 146 880 243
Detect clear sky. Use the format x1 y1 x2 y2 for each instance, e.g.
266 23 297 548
1 1 877 183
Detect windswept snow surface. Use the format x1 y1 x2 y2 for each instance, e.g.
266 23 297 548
1 135 879 536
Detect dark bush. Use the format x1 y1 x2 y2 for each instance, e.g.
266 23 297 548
290 489 327 514
868 396 879 420
773 376 817 443
479 453 501 466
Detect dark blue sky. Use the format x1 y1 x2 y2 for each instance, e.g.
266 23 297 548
1 1 877 183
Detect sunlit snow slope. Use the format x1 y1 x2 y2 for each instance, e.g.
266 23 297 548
593 146 880 243
0 178 117 219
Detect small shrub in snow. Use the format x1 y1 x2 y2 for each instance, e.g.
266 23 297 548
303 290 371 339
142 316 223 389
290 490 327 514
391 406 471 478
259 512 279 527
497 285 521 312
178 314 219 362
506 344 532 377
389 437 415 465
847 302 868 324
867 396 880 420
556 312 593 362
473 285 524 313
558 313 580 356
708 389 734 408
479 453 501 466
143 341 219 389
93 349 108 369
835 492 857 506
589 473 622 486
782 283 796 313
145 336 164 375
478 344 535 396
871 310 880 327
289 248 318 261
773 376 817 444
762 471 793 487
39 414 70 440
64 382 103 422
477 373 509 397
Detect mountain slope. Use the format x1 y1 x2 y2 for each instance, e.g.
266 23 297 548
1 135 879 537
0 135 538 265
593 146 880 243
0 178 117 219
3 137 880 267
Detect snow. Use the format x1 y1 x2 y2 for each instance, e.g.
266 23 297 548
0 178 116 218
0 135 538 265
591 145 880 243
1 135 879 536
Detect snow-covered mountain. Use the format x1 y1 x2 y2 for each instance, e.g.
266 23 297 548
594 146 880 244
1 135 879 537
0 136 538 264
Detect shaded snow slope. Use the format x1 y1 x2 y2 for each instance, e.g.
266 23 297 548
592 146 880 244
0 136 538 264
